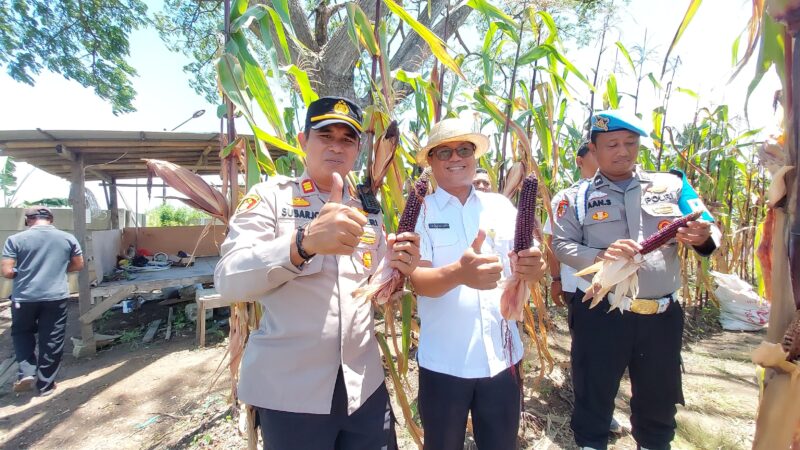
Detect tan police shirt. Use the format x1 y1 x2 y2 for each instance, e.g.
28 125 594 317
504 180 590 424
214 171 385 415
552 168 721 299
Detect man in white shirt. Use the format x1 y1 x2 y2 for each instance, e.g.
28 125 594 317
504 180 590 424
409 118 547 449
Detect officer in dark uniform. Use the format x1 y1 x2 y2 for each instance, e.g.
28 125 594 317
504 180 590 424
552 110 722 450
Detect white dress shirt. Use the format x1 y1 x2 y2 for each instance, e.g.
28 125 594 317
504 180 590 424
542 217 590 293
414 187 525 378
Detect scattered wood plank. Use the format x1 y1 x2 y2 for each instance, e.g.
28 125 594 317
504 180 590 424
165 307 174 341
142 319 162 344
0 361 19 387
79 285 136 324
0 357 14 377
158 297 191 307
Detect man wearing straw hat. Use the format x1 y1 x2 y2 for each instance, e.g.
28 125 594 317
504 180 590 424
409 117 547 449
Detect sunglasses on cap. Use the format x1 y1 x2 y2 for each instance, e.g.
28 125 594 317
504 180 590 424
428 143 476 161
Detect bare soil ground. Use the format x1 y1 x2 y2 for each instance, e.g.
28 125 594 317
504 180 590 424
0 299 761 449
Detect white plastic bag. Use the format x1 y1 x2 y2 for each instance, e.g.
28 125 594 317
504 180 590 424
710 271 770 331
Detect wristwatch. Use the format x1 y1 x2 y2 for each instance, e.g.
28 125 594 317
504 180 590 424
295 224 316 262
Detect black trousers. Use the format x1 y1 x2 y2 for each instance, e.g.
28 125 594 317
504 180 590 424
11 299 68 392
418 364 521 450
569 290 684 450
257 368 397 450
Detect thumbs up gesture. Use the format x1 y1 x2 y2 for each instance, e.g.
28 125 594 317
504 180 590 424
455 229 504 290
302 172 368 256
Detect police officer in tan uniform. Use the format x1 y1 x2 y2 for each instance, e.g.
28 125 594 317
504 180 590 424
214 97 421 450
552 110 721 450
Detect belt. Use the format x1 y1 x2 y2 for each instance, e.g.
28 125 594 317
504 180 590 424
606 292 677 315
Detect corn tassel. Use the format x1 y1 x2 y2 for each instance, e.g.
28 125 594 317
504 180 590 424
353 169 431 304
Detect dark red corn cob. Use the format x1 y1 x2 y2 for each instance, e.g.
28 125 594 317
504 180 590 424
513 174 539 253
638 211 703 255
782 310 800 361
398 168 430 233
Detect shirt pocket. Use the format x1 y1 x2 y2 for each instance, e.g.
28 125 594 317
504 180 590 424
641 202 682 246
349 225 381 276
427 228 461 267
583 206 624 249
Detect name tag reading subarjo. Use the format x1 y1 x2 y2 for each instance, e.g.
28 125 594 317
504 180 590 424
428 223 450 229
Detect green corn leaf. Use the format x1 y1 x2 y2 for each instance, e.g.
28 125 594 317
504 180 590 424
254 138 277 177
467 0 515 28
676 87 699 99
250 121 305 156
615 41 636 74
246 140 261 190
531 10 558 44
347 3 381 56
285 65 319 106
270 0 293 33
661 0 703 77
401 293 413 376
647 72 663 91
517 44 552 66
382 0 464 78
217 53 255 124
606 74 619 109
234 0 248 18
232 33 286 139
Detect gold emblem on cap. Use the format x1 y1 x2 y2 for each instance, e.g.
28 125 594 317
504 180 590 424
594 116 609 131
334 100 350 115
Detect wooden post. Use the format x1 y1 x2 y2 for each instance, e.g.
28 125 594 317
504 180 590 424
109 178 119 229
72 153 96 356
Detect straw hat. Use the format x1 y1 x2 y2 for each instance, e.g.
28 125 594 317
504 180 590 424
416 118 490 167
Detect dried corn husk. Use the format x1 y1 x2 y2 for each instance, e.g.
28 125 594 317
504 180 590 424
144 159 229 222
371 121 400 193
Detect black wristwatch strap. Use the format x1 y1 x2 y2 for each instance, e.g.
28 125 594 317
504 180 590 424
296 224 316 261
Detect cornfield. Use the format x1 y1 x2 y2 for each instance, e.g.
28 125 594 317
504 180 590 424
145 0 792 446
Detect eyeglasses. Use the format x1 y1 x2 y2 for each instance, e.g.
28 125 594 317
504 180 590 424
428 143 476 161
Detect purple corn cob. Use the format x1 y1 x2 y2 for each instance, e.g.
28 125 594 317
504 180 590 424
398 168 430 233
513 174 539 253
639 211 703 255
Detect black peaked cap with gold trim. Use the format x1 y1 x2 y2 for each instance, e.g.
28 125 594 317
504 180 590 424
305 96 363 134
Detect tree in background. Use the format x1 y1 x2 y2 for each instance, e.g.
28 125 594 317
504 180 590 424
0 0 148 114
0 157 16 207
146 204 209 226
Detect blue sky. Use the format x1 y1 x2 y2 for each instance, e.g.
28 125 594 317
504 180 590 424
0 0 781 212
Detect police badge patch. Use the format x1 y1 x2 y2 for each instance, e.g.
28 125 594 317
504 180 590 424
594 116 609 131
237 194 261 213
556 199 569 219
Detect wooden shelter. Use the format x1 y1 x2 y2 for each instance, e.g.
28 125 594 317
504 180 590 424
0 129 282 355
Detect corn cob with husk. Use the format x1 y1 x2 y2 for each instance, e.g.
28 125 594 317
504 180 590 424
575 211 703 313
144 159 229 222
501 160 526 199
353 168 431 304
370 121 400 193
500 173 539 321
